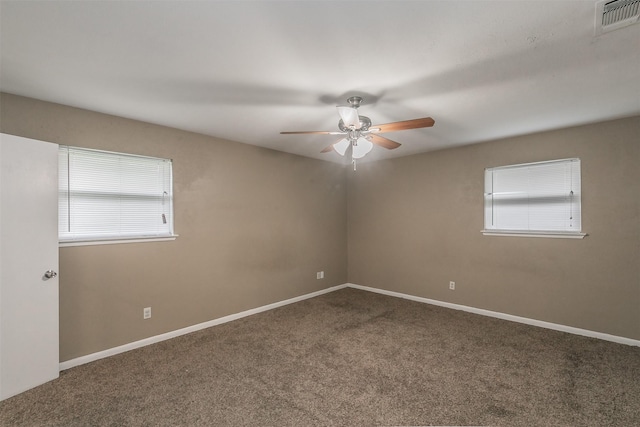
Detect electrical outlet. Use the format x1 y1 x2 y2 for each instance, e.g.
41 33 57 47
317 271 324 279
143 307 151 319
449 281 455 290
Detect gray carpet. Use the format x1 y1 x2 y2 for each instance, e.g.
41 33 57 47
2 288 639 426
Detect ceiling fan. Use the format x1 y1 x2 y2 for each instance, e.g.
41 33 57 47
280 96 435 169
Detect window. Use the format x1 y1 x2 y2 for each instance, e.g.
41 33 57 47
59 146 175 245
483 158 585 238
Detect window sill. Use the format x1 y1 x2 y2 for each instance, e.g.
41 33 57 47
60 235 178 247
481 230 587 239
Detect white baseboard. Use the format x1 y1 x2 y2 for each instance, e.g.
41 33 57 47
60 281 638 371
59 284 348 371
346 283 640 347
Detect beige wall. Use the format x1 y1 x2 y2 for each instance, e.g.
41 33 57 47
0 93 348 361
2 92 638 362
348 116 640 340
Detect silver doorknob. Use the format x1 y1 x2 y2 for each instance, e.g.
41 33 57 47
44 270 57 279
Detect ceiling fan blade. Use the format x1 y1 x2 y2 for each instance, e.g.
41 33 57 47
280 130 340 135
367 134 402 150
320 145 334 153
372 117 435 133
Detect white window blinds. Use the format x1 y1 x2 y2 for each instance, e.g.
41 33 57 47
484 158 583 237
59 146 174 243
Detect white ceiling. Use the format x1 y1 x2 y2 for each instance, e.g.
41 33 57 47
1 1 639 164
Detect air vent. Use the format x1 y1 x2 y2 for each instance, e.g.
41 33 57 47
595 0 640 35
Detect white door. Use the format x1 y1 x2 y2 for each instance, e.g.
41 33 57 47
0 133 59 401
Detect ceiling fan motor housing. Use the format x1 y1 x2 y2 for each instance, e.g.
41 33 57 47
338 115 371 132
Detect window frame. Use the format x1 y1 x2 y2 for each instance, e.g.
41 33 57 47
58 145 177 247
482 158 586 239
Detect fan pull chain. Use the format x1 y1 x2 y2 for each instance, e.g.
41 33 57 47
352 158 357 171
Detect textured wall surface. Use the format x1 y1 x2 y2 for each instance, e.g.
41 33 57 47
1 93 348 361
348 116 640 340
2 92 638 362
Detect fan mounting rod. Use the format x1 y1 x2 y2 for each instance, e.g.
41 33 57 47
346 96 363 109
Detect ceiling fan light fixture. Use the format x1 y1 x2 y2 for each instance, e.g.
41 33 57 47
337 106 361 129
280 96 435 167
352 138 373 159
333 138 350 156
